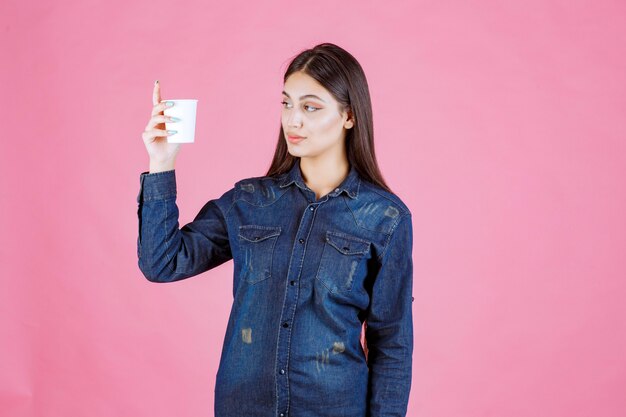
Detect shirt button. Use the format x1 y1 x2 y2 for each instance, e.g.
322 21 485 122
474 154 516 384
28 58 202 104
309 206 314 211
299 238 305 244
290 280 295 286
334 188 340 192
280 414 285 417
282 322 289 328
280 369 285 374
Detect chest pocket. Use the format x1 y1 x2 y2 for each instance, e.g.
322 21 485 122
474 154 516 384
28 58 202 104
315 230 371 294
238 225 282 284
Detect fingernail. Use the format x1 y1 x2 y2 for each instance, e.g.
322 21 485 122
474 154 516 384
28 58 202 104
169 117 181 122
155 79 159 85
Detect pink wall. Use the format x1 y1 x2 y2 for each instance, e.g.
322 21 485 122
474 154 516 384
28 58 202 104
2 1 625 416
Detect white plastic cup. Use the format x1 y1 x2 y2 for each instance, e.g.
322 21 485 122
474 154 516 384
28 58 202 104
161 99 198 143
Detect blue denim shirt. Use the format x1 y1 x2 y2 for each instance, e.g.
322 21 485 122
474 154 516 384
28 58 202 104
136 159 414 417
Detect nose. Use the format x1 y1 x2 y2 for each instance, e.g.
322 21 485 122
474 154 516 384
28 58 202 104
286 107 303 128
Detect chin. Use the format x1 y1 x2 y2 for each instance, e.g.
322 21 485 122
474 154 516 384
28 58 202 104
286 148 307 158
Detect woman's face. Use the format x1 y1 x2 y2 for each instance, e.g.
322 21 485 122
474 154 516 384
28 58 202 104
281 71 353 160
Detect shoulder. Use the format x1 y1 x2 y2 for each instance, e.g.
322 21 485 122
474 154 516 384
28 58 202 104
197 172 290 221
342 179 412 236
234 172 282 190
228 173 287 207
357 180 412 218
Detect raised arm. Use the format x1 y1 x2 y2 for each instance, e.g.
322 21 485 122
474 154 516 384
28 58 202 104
136 169 234 282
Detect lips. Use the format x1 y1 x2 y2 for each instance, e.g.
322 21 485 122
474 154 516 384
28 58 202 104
287 133 306 143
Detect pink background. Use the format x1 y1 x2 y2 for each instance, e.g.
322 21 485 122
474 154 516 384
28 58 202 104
2 0 625 416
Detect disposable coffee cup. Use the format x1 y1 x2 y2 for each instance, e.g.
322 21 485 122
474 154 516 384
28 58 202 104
161 99 198 143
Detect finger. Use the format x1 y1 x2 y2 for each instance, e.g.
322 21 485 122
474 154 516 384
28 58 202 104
151 100 174 116
152 80 160 106
145 114 177 130
142 127 177 141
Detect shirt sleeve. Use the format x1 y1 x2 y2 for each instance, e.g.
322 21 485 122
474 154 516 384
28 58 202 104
365 213 414 417
136 169 234 282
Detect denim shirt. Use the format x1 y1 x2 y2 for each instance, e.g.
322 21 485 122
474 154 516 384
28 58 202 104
136 158 414 417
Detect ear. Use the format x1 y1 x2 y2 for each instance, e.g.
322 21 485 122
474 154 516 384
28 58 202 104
344 108 354 129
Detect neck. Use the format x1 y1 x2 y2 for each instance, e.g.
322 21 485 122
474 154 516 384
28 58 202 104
299 155 349 198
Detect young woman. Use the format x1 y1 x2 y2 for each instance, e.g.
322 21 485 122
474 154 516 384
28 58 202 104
137 43 414 417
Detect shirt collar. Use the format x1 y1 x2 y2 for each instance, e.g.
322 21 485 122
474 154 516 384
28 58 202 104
278 158 360 199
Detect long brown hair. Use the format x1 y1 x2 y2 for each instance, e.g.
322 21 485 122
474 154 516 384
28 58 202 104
264 42 393 194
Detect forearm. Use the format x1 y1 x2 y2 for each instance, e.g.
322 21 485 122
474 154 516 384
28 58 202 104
366 318 413 417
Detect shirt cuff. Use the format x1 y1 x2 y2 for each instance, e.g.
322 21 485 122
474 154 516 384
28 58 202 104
137 169 177 203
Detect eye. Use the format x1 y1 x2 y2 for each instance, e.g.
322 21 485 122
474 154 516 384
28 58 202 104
281 101 320 112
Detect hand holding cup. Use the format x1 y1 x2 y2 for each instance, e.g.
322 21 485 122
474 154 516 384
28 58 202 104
141 81 182 171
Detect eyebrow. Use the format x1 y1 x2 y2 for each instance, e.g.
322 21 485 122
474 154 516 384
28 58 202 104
282 91 326 103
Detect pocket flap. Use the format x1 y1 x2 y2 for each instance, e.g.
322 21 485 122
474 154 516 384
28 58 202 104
325 230 370 255
238 225 282 242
